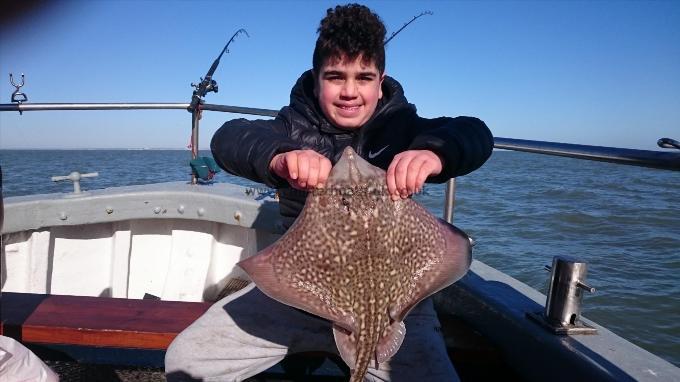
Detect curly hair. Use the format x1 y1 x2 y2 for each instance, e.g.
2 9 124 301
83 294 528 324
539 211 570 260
312 4 386 74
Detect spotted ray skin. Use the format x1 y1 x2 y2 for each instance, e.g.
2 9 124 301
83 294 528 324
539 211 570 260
239 147 472 381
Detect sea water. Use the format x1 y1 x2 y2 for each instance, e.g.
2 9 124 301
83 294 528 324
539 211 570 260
1 149 678 367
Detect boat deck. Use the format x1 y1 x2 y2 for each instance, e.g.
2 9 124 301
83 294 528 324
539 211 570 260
1 292 520 381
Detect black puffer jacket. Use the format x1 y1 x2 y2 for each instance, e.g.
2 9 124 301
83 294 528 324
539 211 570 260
211 70 493 228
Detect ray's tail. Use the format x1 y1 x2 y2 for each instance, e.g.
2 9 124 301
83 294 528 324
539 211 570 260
349 313 384 382
350 352 372 382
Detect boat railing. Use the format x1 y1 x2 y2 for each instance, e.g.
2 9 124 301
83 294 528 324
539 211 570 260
0 102 279 115
1 101 678 223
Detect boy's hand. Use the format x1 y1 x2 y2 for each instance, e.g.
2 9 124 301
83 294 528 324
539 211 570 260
386 150 442 201
270 150 332 190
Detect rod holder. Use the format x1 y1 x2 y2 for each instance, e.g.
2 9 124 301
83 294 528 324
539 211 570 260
527 256 597 335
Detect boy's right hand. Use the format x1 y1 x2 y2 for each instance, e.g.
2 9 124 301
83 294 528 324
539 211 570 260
270 150 332 191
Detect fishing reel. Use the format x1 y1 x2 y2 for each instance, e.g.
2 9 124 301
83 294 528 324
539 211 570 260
188 29 248 114
191 77 218 96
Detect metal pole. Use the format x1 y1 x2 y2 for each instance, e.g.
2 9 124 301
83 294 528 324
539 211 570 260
443 178 456 224
494 137 680 171
0 102 280 117
0 103 190 111
201 103 278 117
190 109 200 185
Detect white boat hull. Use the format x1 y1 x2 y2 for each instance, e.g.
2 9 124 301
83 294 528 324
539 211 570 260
1 182 280 302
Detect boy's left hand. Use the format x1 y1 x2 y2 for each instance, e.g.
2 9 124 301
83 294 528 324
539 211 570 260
386 150 442 201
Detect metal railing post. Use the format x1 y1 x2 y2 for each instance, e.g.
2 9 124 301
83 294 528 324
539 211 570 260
190 109 200 184
443 178 456 224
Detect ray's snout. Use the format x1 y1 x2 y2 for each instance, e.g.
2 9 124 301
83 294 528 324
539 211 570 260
328 146 385 185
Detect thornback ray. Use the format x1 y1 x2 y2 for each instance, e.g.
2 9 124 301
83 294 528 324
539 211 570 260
238 146 472 381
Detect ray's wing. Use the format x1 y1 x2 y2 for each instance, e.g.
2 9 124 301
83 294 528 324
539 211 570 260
238 202 358 331
383 200 472 324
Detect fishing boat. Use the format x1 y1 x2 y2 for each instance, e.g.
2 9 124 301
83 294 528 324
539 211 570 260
1 66 679 381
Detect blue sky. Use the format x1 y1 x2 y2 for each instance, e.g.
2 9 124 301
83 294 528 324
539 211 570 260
0 0 678 150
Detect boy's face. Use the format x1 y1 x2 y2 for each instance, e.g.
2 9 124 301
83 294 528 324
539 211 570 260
315 55 385 130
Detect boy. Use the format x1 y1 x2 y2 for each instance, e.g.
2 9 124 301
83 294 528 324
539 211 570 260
166 4 493 381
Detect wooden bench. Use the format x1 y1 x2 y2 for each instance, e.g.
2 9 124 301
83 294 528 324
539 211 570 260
0 292 211 350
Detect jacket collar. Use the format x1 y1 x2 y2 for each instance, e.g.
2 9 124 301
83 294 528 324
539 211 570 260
289 70 414 135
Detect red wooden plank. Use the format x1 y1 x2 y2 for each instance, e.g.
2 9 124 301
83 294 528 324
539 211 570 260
1 293 48 338
1 293 211 350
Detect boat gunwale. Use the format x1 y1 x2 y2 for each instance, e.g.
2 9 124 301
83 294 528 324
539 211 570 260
1 181 282 234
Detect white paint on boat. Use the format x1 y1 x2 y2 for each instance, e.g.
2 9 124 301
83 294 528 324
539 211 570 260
1 182 280 302
2 219 277 302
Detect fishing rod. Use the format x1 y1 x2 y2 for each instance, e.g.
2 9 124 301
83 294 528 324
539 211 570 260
187 28 248 183
384 11 433 46
188 28 249 114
